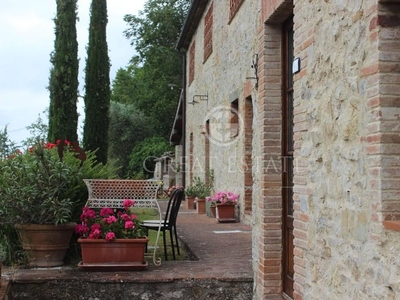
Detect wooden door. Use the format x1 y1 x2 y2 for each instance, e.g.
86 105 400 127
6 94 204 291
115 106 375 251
282 17 294 299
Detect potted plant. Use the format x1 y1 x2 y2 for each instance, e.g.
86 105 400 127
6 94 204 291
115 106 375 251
191 177 212 214
0 140 88 267
184 185 197 209
75 199 149 270
206 196 216 218
210 191 239 222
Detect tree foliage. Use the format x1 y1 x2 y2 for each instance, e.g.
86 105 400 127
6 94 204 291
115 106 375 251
108 101 153 178
83 0 111 165
127 136 173 179
48 0 79 143
118 0 191 137
0 126 17 159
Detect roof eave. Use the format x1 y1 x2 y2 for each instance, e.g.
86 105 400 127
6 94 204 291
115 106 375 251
176 0 210 51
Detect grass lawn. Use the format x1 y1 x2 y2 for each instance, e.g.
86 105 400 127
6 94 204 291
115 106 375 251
132 206 189 261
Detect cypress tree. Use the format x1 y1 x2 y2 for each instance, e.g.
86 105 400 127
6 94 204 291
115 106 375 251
48 0 79 143
82 0 110 165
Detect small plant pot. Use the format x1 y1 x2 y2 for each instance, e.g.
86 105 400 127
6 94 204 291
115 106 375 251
210 205 216 218
196 198 206 214
186 196 196 209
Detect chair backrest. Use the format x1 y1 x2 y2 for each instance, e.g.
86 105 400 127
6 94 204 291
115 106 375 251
163 188 185 229
83 179 162 209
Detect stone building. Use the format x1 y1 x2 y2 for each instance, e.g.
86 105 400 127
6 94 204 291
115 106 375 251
153 152 176 190
171 0 400 299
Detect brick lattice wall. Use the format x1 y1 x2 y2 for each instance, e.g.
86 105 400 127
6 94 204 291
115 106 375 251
204 3 213 62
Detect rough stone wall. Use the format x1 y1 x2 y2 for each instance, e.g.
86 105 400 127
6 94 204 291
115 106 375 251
184 0 400 299
8 279 253 300
185 0 260 224
293 0 400 299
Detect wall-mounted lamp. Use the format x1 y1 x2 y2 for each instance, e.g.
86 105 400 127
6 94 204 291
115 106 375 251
168 83 178 90
246 54 259 89
189 93 208 105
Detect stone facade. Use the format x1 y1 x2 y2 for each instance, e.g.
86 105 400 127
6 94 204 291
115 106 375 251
181 0 261 225
176 0 400 299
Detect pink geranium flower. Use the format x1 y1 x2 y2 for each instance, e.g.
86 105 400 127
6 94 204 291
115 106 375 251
104 215 117 224
209 191 239 205
99 208 114 217
125 221 134 229
75 224 89 235
123 199 134 209
120 213 131 221
80 207 96 222
88 228 102 239
105 232 116 241
91 223 101 231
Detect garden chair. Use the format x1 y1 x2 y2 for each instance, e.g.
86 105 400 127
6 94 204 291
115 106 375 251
143 187 185 261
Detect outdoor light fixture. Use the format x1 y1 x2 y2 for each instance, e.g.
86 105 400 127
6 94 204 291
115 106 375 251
246 54 259 89
168 83 178 90
189 93 208 105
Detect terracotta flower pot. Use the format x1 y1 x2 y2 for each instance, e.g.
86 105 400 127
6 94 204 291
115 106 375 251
186 196 196 209
196 198 206 214
14 223 76 267
78 237 149 271
216 203 236 222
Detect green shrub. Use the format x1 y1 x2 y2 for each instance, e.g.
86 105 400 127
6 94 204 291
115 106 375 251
0 140 117 265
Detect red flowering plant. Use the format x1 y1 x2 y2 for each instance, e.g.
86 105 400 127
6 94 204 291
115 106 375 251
0 139 87 225
75 199 147 241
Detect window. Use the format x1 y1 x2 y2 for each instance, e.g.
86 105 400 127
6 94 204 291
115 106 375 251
230 99 239 137
229 0 244 21
204 3 213 62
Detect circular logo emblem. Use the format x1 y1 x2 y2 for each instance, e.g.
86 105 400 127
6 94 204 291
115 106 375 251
204 105 243 146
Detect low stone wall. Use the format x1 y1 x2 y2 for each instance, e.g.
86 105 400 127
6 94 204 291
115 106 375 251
8 278 252 300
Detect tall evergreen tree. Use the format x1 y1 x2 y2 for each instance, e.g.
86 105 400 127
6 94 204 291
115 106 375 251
83 0 111 165
48 0 79 143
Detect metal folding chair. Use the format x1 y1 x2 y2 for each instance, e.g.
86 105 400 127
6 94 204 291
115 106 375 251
142 187 184 260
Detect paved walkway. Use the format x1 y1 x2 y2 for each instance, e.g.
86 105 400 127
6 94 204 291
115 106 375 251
0 201 253 299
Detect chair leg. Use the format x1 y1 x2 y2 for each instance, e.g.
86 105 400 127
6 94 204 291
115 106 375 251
163 230 168 261
169 229 176 260
173 226 180 255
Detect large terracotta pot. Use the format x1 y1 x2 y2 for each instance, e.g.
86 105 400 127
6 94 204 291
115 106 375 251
78 237 149 271
14 223 76 267
196 198 206 214
186 196 196 209
216 203 236 222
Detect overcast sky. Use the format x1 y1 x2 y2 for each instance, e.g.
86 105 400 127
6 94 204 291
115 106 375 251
0 0 146 146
